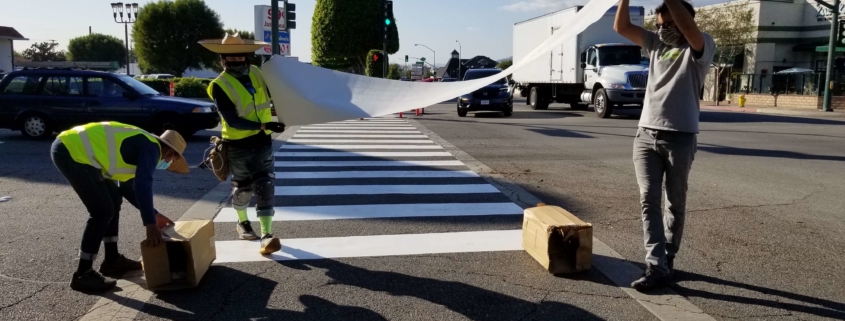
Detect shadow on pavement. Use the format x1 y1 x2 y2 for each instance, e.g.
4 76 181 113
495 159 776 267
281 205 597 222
698 143 845 162
700 111 845 125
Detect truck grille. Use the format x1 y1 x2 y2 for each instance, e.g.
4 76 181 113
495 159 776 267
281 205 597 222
627 74 648 89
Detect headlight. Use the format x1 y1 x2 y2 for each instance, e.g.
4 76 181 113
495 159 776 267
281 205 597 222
461 97 470 102
192 106 214 113
607 84 627 89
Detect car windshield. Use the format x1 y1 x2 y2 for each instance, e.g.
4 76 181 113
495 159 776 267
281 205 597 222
116 75 161 96
598 46 644 66
463 70 506 84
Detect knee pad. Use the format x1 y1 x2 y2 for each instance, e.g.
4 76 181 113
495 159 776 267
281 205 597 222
253 176 275 202
232 186 253 206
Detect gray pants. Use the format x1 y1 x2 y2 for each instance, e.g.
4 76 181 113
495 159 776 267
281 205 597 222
633 127 697 275
228 144 276 218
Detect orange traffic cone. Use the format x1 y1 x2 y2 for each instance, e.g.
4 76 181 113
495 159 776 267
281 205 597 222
415 109 420 116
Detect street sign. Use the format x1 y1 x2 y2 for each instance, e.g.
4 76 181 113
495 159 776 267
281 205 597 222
254 4 290 56
420 57 426 61
415 61 424 65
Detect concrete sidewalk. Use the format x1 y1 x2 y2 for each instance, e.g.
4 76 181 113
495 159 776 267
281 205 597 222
700 101 845 118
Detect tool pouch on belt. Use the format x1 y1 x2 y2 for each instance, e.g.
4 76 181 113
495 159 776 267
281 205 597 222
199 136 229 182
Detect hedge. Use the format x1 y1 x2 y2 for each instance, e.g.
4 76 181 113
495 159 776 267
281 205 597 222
138 78 213 98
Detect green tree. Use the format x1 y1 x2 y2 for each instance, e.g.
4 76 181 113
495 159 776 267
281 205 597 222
696 0 755 104
496 59 512 70
132 0 225 76
67 34 127 67
387 63 402 79
312 0 400 74
22 42 67 61
366 49 389 78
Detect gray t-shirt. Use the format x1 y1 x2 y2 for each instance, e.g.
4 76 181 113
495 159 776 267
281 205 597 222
640 31 715 134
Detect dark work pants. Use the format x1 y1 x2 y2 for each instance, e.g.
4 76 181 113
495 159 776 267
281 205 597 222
51 140 121 261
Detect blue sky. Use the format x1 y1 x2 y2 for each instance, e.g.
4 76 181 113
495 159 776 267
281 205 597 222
2 0 727 66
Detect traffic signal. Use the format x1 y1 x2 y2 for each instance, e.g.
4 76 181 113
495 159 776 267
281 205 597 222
285 1 296 30
836 20 845 44
405 55 408 63
384 0 393 41
372 51 383 63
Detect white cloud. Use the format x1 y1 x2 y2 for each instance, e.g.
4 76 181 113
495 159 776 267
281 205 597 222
498 0 581 13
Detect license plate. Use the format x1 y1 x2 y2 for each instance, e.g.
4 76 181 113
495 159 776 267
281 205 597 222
481 100 490 105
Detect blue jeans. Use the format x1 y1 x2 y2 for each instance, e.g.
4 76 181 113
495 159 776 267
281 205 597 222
228 144 275 218
633 127 697 275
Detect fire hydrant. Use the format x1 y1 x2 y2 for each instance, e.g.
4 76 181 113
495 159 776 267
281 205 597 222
738 94 746 108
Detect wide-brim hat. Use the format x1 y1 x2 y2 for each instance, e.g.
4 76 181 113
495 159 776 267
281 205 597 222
199 34 267 54
154 130 190 174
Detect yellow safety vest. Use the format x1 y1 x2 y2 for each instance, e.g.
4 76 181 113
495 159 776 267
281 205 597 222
58 121 161 182
207 66 273 140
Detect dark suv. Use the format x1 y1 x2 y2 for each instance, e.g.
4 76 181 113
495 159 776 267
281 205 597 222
457 68 513 117
0 69 219 139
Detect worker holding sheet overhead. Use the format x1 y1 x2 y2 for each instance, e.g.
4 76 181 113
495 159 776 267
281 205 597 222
614 0 715 291
199 34 287 255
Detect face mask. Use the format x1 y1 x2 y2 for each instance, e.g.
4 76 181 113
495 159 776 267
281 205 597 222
156 159 172 170
224 59 249 75
658 27 683 47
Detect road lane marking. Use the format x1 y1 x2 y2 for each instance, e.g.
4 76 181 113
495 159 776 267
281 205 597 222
293 134 429 138
275 160 466 167
287 139 434 144
214 202 523 222
297 130 423 134
280 145 443 150
274 184 501 196
274 151 454 157
214 230 523 263
301 126 416 129
274 170 478 179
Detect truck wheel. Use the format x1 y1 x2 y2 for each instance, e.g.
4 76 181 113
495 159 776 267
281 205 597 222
19 113 54 140
530 87 549 110
594 89 613 118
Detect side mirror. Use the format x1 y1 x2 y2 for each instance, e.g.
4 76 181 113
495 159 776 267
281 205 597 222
580 52 587 63
580 63 587 69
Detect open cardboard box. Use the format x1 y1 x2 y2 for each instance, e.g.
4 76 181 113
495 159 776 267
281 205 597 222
141 220 216 291
522 205 593 274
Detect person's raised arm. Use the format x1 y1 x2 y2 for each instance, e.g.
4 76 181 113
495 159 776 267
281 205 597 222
663 0 705 54
614 0 647 47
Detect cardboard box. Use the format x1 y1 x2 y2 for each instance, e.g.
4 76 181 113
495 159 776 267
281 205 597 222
141 220 216 291
522 205 592 274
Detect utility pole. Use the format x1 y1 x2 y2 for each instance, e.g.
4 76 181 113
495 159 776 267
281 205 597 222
272 0 280 55
818 0 839 112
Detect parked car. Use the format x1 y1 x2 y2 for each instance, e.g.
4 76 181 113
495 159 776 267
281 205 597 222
440 78 457 82
0 68 219 139
457 68 513 117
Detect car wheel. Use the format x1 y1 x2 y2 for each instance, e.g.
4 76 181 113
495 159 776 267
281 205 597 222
503 103 513 117
594 89 613 118
19 114 53 140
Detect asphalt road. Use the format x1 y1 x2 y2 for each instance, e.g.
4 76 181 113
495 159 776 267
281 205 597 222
0 101 843 321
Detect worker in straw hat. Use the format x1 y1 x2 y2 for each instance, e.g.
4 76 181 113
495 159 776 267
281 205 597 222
199 34 286 255
51 121 190 292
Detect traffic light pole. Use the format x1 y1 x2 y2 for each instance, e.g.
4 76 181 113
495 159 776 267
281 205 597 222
272 0 280 55
820 0 839 112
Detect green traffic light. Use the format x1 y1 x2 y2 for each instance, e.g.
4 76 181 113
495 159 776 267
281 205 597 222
385 18 391 26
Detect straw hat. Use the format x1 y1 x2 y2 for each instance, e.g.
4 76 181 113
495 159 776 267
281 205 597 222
198 34 267 54
154 130 190 174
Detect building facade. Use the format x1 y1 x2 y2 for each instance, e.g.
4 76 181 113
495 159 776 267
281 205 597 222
0 26 28 75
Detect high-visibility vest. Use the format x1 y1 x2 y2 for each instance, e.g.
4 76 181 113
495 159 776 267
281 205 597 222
58 121 161 182
207 66 273 140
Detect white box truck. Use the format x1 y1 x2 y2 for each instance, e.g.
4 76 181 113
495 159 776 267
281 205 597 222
512 5 648 118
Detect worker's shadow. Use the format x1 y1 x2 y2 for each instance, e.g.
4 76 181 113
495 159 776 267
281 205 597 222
136 245 603 320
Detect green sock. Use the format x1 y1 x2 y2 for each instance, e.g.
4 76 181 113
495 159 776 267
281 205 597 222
259 216 272 235
236 209 249 222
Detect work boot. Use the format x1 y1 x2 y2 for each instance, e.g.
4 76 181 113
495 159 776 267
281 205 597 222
631 265 672 292
259 234 281 255
99 254 142 278
70 269 117 293
236 221 259 240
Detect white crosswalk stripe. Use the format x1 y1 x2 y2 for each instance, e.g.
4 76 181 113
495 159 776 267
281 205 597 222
213 119 524 263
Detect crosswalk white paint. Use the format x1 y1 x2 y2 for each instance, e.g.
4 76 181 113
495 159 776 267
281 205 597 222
287 139 434 144
274 151 454 157
214 230 523 263
293 134 429 138
214 202 523 222
274 170 478 179
215 119 528 263
274 160 466 167
275 184 501 196
280 145 443 150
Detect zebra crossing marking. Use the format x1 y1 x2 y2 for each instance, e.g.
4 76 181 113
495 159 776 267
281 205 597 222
214 202 523 222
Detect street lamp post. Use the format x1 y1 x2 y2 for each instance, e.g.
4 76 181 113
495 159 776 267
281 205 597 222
455 40 462 80
415 43 435 77
111 2 139 75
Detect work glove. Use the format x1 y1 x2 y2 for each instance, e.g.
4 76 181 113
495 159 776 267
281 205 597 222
265 122 286 133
